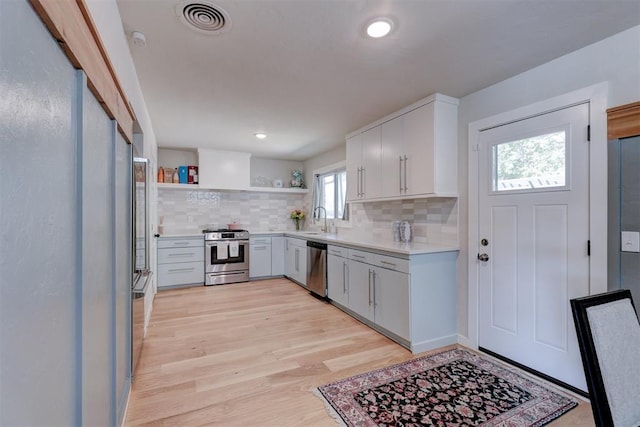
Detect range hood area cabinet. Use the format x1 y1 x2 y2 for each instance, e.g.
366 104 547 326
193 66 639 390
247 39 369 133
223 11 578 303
198 148 251 190
346 93 458 202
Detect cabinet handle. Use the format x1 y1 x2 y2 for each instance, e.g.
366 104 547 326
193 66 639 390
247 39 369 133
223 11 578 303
253 246 267 250
356 167 361 197
295 248 299 271
380 260 397 268
361 167 365 197
372 270 377 307
168 252 195 257
173 241 190 246
352 254 365 260
168 267 195 273
342 261 347 293
403 155 408 192
368 269 373 305
399 156 403 193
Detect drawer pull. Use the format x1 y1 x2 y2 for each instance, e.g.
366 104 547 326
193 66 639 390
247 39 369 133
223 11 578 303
168 267 195 273
253 246 267 250
168 252 195 257
172 242 190 246
380 260 397 268
352 254 366 259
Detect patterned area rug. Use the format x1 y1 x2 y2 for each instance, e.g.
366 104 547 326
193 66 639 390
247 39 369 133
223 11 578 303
316 347 578 426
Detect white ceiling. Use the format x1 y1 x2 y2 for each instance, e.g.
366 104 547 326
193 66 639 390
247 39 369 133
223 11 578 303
116 0 640 161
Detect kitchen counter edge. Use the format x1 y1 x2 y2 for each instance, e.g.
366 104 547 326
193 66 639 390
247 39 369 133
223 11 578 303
250 231 458 256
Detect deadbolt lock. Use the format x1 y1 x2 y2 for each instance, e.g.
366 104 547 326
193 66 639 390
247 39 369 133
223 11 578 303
481 238 489 246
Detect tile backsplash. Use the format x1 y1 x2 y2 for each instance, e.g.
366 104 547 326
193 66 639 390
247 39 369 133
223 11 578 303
158 188 457 246
342 198 458 246
158 188 309 233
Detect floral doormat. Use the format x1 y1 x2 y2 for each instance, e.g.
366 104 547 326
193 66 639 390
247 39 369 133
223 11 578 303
315 347 578 426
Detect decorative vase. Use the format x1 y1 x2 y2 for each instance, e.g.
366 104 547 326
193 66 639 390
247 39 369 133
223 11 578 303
294 219 301 231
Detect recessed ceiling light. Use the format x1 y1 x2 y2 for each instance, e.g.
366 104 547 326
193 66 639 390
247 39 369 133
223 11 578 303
366 18 394 38
254 132 267 139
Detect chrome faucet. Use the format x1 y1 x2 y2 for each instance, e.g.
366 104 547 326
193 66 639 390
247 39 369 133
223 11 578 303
314 206 327 232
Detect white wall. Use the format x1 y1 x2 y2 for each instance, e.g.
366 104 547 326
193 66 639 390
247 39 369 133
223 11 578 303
303 144 346 186
251 157 304 188
456 25 640 339
84 0 160 331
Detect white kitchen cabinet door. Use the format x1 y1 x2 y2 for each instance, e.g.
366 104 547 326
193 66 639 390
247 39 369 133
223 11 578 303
374 267 410 340
347 126 381 201
380 116 405 198
327 253 348 307
404 100 457 195
198 148 251 190
361 126 381 200
346 134 362 201
285 238 307 286
294 246 307 286
250 242 272 278
347 259 375 322
285 238 295 279
271 236 285 276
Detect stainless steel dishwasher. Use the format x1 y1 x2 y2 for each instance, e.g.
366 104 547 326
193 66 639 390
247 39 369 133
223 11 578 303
306 240 327 298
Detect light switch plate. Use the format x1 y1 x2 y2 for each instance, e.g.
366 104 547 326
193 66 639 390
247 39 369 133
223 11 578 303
621 231 640 253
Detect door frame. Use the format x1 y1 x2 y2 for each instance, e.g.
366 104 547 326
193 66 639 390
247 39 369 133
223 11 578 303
465 82 608 349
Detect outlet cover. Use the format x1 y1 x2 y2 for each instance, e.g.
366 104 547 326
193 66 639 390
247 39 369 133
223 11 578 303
621 231 640 253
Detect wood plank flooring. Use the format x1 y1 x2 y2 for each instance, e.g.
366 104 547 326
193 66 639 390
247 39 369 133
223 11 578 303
125 278 594 426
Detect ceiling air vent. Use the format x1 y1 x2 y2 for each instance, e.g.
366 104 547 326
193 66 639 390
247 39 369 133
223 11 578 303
176 1 231 35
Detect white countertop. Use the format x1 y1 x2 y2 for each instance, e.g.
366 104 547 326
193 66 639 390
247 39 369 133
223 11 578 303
250 230 458 256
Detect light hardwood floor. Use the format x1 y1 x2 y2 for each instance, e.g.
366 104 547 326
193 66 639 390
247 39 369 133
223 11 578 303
126 278 594 426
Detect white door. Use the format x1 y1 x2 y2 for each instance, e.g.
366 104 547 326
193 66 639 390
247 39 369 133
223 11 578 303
478 103 590 391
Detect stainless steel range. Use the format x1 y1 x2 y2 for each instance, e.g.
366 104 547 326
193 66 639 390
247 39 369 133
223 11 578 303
203 229 250 285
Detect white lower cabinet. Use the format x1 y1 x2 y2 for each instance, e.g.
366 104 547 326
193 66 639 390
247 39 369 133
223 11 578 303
327 246 349 307
157 236 204 288
285 237 307 286
328 246 457 353
347 259 375 321
347 258 409 341
374 267 410 340
249 237 272 279
271 236 285 276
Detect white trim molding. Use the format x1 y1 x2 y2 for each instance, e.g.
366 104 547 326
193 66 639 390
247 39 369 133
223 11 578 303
466 82 609 349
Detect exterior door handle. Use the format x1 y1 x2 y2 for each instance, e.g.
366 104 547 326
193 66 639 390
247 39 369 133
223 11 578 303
477 253 490 262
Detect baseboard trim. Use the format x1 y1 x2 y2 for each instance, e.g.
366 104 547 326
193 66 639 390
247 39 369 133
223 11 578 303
411 335 458 354
479 347 589 399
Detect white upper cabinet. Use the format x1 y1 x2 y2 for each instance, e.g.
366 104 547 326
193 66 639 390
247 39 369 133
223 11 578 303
380 115 405 198
346 133 362 201
198 148 251 190
347 127 381 201
404 99 458 196
347 93 458 201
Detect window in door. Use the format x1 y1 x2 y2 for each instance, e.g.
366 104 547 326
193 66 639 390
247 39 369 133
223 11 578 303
312 169 347 220
492 128 568 193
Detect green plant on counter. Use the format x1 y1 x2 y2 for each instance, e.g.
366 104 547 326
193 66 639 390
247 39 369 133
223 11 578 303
290 209 305 231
